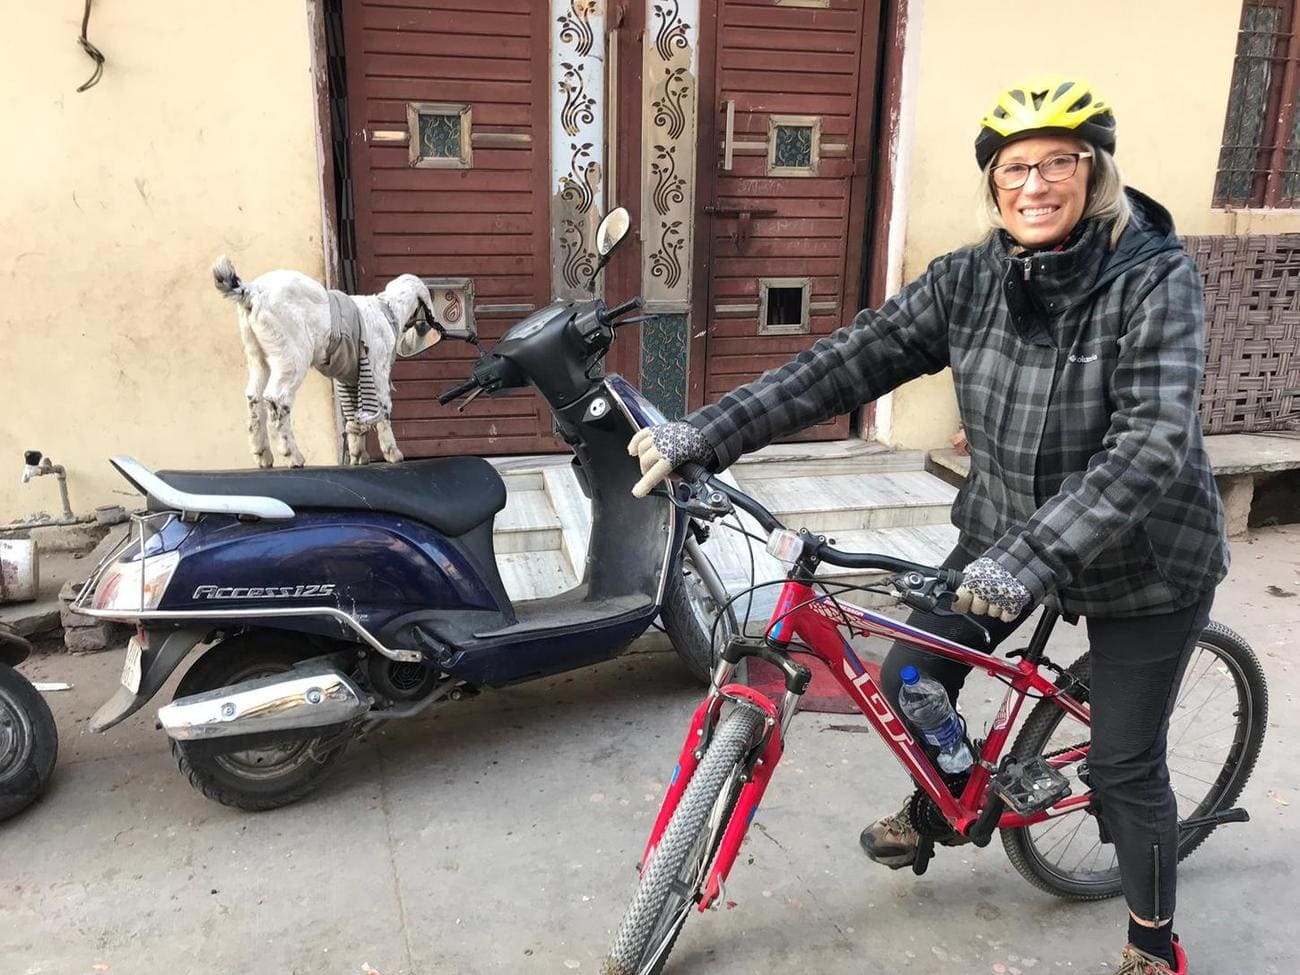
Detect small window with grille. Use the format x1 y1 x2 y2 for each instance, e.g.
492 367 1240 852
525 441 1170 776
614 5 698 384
758 278 811 335
407 102 472 169
1214 0 1300 207
767 115 820 177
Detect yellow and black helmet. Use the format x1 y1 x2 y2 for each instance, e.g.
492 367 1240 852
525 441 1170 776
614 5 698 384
975 75 1116 169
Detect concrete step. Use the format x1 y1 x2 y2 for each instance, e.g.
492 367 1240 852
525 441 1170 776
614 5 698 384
496 550 576 602
735 448 929 481
500 469 545 493
494 490 562 555
735 470 956 532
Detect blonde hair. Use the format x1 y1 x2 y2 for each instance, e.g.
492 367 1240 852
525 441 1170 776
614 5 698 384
979 143 1132 250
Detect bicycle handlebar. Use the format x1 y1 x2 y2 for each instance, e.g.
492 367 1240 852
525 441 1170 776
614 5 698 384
676 468 963 589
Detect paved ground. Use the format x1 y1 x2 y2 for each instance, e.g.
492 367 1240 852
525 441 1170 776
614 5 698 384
3 526 1298 975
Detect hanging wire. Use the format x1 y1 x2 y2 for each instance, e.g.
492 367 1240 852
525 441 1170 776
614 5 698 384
76 0 106 93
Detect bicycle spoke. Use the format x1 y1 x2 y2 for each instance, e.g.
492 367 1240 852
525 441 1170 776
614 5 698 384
1166 751 1233 768
1169 676 1235 751
1167 768 1218 789
1173 722 1239 748
1070 838 1102 875
1174 681 1233 728
1029 816 1069 843
1041 811 1088 862
1173 651 1213 709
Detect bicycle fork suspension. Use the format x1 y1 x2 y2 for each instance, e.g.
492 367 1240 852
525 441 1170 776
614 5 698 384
639 678 788 912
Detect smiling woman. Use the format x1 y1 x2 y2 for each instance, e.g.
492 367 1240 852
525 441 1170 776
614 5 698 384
974 78 1134 251
624 73 1228 975
990 137 1092 247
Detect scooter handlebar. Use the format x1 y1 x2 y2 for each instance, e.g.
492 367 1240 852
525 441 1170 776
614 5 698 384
604 297 643 322
438 378 479 405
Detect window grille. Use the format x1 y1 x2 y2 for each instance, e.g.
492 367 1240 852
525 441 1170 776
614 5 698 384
1215 0 1300 207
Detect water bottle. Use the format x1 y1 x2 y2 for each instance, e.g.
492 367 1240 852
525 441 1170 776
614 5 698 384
897 665 973 773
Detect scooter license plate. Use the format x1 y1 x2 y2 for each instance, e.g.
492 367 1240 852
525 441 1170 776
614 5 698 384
121 637 143 694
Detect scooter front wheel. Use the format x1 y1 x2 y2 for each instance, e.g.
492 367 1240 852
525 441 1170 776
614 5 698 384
170 633 352 811
661 546 734 685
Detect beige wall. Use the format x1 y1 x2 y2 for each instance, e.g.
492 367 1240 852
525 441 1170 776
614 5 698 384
0 1 332 522
885 0 1297 449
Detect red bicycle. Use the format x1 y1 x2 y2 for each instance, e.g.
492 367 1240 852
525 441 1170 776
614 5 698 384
602 472 1266 975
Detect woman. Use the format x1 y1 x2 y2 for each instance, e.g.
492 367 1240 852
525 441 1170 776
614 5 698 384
628 76 1226 975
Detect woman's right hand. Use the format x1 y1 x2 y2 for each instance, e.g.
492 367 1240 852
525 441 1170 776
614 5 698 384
627 422 712 498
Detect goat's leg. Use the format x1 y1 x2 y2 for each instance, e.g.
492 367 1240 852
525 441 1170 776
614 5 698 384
241 325 274 468
368 359 402 463
264 368 309 468
344 420 371 466
375 415 404 464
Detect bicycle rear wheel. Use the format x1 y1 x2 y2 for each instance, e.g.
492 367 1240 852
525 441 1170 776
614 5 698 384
602 705 766 975
1001 622 1267 900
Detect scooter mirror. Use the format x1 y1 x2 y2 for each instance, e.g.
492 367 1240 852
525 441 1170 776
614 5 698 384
595 207 631 256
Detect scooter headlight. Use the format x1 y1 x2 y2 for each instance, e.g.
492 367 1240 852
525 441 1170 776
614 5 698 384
90 550 180 617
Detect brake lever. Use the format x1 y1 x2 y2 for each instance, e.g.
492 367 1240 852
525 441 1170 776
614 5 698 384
892 573 991 645
456 386 487 413
610 314 657 326
652 479 733 520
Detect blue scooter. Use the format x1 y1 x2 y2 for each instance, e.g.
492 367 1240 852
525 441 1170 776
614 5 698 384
73 208 732 810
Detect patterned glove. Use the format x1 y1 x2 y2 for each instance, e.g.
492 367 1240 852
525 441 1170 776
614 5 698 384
952 557 1031 622
627 422 712 498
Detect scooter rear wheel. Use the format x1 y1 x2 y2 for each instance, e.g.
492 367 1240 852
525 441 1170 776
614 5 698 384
0 663 59 821
170 633 352 811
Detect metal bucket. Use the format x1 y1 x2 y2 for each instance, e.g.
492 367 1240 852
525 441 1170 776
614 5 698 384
0 538 39 604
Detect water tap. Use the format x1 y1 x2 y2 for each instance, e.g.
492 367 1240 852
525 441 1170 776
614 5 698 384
21 450 46 484
21 450 75 521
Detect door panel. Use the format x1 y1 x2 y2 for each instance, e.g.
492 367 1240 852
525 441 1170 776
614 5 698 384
701 0 881 442
343 0 558 456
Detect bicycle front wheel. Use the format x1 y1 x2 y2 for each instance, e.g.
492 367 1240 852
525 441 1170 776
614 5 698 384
602 705 766 975
1001 622 1267 900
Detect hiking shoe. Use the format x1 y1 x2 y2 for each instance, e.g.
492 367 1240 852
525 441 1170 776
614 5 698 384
858 801 919 869
1115 938 1188 975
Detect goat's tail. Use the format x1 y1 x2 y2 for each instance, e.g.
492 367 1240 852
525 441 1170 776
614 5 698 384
212 255 251 307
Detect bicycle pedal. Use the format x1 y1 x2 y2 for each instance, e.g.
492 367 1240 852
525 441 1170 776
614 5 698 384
992 756 1071 816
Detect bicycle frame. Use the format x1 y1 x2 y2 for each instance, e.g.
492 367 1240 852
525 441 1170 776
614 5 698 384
643 577 1092 912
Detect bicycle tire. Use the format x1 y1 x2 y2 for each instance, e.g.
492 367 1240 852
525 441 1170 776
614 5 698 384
603 705 766 975
1001 621 1267 900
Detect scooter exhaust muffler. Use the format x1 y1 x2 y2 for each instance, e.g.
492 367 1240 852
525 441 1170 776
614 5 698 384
158 665 369 741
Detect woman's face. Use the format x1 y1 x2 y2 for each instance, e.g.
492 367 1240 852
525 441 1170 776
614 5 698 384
993 135 1092 249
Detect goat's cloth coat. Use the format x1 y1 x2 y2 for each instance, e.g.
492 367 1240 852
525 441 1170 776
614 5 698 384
323 290 397 426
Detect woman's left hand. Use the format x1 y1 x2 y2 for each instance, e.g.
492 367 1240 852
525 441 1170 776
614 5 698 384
953 557 1031 621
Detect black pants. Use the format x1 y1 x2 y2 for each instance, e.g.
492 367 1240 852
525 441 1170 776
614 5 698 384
881 545 1213 923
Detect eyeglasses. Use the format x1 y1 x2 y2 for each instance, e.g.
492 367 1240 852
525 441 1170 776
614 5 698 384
990 151 1092 190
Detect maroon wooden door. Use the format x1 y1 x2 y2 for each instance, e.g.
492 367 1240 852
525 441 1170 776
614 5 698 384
695 0 882 441
343 0 560 455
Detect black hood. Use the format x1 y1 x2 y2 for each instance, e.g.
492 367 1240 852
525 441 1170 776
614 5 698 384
1092 187 1182 293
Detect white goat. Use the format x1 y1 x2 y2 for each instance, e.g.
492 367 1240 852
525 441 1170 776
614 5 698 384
212 257 440 467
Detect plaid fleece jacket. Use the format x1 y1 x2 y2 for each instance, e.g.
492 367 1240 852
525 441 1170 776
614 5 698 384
686 190 1229 617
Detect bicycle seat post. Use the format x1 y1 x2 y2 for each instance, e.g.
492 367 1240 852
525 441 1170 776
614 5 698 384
1018 607 1060 665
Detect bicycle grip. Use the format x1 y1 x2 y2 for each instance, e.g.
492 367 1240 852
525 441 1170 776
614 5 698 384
675 461 712 485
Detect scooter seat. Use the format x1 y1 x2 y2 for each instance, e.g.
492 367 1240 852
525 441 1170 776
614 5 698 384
154 457 507 537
